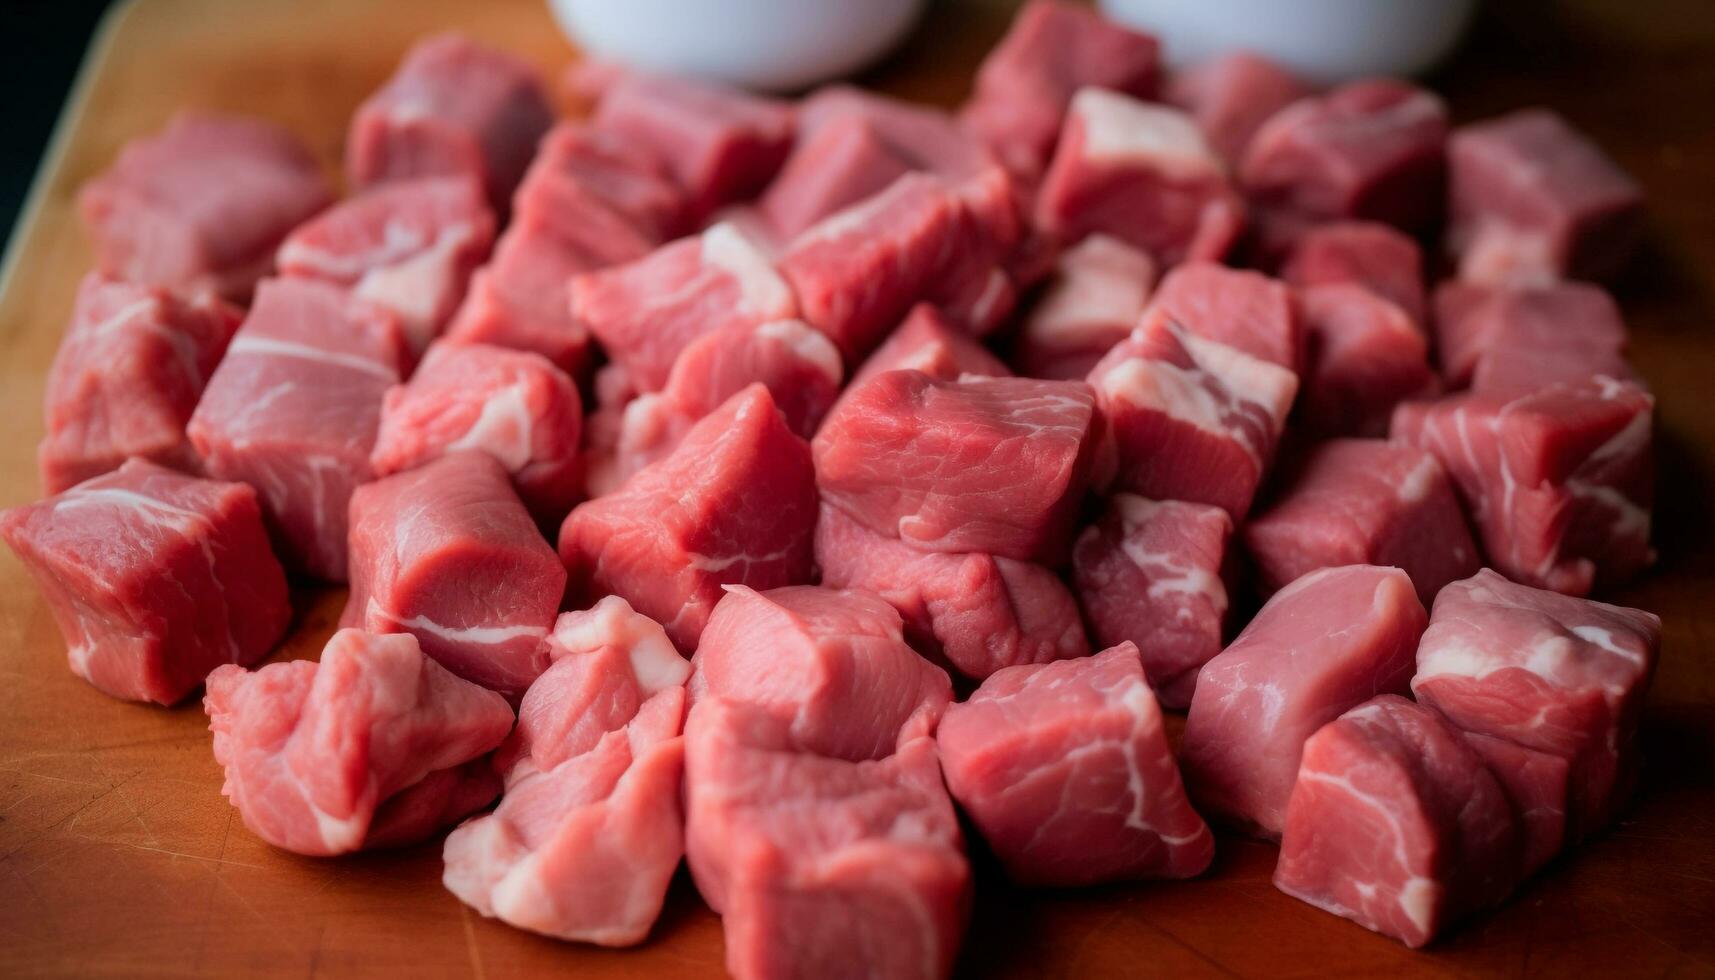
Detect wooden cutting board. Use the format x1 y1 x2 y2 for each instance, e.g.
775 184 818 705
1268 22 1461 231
2 0 1712 976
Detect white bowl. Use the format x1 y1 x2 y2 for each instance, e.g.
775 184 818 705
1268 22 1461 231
549 0 929 93
1099 0 1479 83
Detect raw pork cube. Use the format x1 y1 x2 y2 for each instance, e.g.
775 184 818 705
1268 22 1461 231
960 0 1161 180
759 113 913 241
1071 495 1231 709
444 224 601 374
1296 283 1437 438
1447 109 1644 285
39 273 241 493
1241 79 1449 233
1274 695 1519 948
693 585 953 761
1035 89 1244 267
1086 318 1297 519
78 111 332 300
1462 731 1573 876
1142 261 1301 370
347 33 554 209
277 176 495 356
1181 565 1426 837
1391 378 1654 595
848 304 1011 392
938 642 1214 886
1 459 289 705
1245 439 1479 604
371 341 583 522
343 453 566 698
444 598 690 945
1165 51 1313 165
815 504 1088 681
363 759 505 850
571 222 797 392
204 628 514 855
1432 280 1632 394
813 370 1096 563
1412 570 1660 840
1281 220 1426 326
559 385 817 652
1012 233 1156 380
187 278 409 581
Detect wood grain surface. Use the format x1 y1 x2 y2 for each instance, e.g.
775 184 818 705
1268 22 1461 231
1 0 1712 976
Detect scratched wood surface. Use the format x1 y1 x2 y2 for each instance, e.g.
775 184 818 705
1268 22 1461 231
1 0 1712 976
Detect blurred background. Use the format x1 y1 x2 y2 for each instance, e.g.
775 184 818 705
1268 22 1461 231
3 1 112 236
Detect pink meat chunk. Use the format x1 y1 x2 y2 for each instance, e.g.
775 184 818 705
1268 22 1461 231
960 0 1161 181
815 504 1088 681
343 452 566 698
187 278 409 581
1 459 289 705
1412 569 1660 844
1296 283 1437 438
77 111 332 300
1281 220 1427 326
1086 318 1297 519
364 759 504 850
204 628 514 855
1245 439 1479 604
1432 280 1633 394
1036 88 1244 267
1391 378 1654 595
1241 79 1449 234
1447 109 1644 285
38 273 241 494
444 597 691 945
559 385 818 652
1461 730 1573 877
277 176 496 356
571 222 798 392
1011 233 1156 381
1274 695 1520 948
1142 261 1302 370
1165 51 1313 165
939 643 1213 886
444 222 602 375
1181 565 1427 837
847 303 1012 393
346 33 554 210
759 114 914 242
813 370 1096 563
1071 494 1231 710
371 340 583 522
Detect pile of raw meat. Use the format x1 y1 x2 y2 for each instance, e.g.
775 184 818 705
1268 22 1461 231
2 1 1666 971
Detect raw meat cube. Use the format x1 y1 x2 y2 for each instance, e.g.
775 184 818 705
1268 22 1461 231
38 273 241 493
1296 283 1437 438
1280 220 1426 326
1432 280 1632 394
187 278 410 581
1165 51 1313 165
1 459 289 705
1071 494 1231 709
571 221 798 392
1035 88 1244 267
1086 318 1297 519
848 303 1011 392
277 176 495 356
204 628 514 855
443 223 601 375
347 33 554 209
559 385 818 652
444 598 690 945
813 370 1097 563
371 341 583 522
78 111 332 300
759 113 914 241
1412 569 1660 841
1181 565 1427 837
1447 109 1644 285
961 0 1161 180
343 452 566 699
364 760 505 850
1391 378 1654 595
1142 261 1302 370
1274 695 1520 948
1011 233 1156 381
1241 79 1449 233
1244 439 1479 604
1462 731 1573 876
815 504 1088 681
938 642 1214 886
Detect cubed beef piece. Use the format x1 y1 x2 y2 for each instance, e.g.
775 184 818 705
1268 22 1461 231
848 304 1012 392
1142 261 1301 370
1165 51 1313 165
1432 280 1633 394
1296 283 1437 437
1012 233 1156 381
1281 220 1426 326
